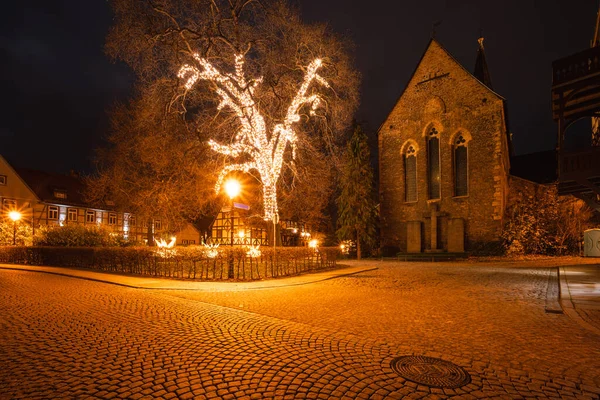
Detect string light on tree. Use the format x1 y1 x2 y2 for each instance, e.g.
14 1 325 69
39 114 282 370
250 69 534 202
178 53 329 223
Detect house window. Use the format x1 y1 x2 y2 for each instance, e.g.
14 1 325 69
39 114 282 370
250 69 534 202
67 208 78 221
3 199 16 211
154 219 162 231
86 210 95 223
454 135 468 197
129 215 136 226
54 190 67 199
108 213 117 225
0 175 6 186
427 126 441 200
404 145 417 202
48 206 59 220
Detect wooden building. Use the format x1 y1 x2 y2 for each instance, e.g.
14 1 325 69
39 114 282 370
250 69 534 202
0 155 162 243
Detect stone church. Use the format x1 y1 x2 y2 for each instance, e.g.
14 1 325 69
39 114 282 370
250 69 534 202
379 38 516 255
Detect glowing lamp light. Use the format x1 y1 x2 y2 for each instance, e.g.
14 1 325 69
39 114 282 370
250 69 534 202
238 230 245 238
308 239 319 249
8 211 21 222
224 179 241 200
8 211 21 246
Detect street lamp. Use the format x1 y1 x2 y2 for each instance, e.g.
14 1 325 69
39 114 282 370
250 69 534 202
224 179 241 279
8 211 21 246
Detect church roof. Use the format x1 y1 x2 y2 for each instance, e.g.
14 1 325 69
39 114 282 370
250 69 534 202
377 38 507 135
473 37 493 90
397 38 505 109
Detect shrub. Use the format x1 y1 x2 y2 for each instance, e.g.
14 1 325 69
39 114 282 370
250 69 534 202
0 221 33 246
502 185 592 256
33 224 123 247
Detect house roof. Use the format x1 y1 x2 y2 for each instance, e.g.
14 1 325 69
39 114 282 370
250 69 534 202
192 215 216 233
14 168 99 208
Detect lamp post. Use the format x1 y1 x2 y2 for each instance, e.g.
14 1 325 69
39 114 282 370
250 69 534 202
8 211 22 246
224 179 241 279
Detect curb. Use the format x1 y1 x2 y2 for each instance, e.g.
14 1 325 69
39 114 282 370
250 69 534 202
558 266 600 335
544 266 562 314
0 264 377 292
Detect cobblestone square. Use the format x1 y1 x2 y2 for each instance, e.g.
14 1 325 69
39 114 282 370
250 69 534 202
1 260 600 399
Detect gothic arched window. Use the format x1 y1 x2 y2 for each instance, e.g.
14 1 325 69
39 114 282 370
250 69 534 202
454 134 468 197
404 145 417 202
427 127 441 200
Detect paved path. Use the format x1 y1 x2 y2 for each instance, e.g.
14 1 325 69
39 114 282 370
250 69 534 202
1 259 600 399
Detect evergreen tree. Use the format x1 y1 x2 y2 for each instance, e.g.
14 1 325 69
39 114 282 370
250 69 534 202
336 125 377 259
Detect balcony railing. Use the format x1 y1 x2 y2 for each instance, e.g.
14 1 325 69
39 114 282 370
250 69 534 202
560 146 600 181
553 46 600 87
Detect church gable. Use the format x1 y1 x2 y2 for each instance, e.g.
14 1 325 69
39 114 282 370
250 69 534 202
383 39 502 128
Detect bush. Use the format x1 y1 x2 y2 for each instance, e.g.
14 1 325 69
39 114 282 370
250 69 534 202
502 185 592 256
0 221 33 246
33 224 124 247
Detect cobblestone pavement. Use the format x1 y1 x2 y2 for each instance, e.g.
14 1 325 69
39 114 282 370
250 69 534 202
560 265 600 333
1 261 600 399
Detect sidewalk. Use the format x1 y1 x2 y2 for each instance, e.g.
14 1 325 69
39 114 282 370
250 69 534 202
559 263 600 334
0 263 377 291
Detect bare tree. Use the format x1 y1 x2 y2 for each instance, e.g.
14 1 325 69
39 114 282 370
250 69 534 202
94 0 359 232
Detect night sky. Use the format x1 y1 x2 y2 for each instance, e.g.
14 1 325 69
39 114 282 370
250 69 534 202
0 1 597 174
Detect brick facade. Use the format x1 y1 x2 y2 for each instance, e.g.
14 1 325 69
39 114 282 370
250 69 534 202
379 39 511 254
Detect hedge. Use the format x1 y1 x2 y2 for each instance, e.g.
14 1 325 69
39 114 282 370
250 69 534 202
0 246 341 281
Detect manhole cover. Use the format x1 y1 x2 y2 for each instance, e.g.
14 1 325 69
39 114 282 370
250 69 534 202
390 355 471 388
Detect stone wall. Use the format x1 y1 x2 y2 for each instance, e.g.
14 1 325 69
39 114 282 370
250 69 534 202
507 175 554 209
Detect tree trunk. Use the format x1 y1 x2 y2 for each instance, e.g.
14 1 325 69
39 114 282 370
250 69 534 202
356 229 361 260
262 183 278 222
263 184 281 246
